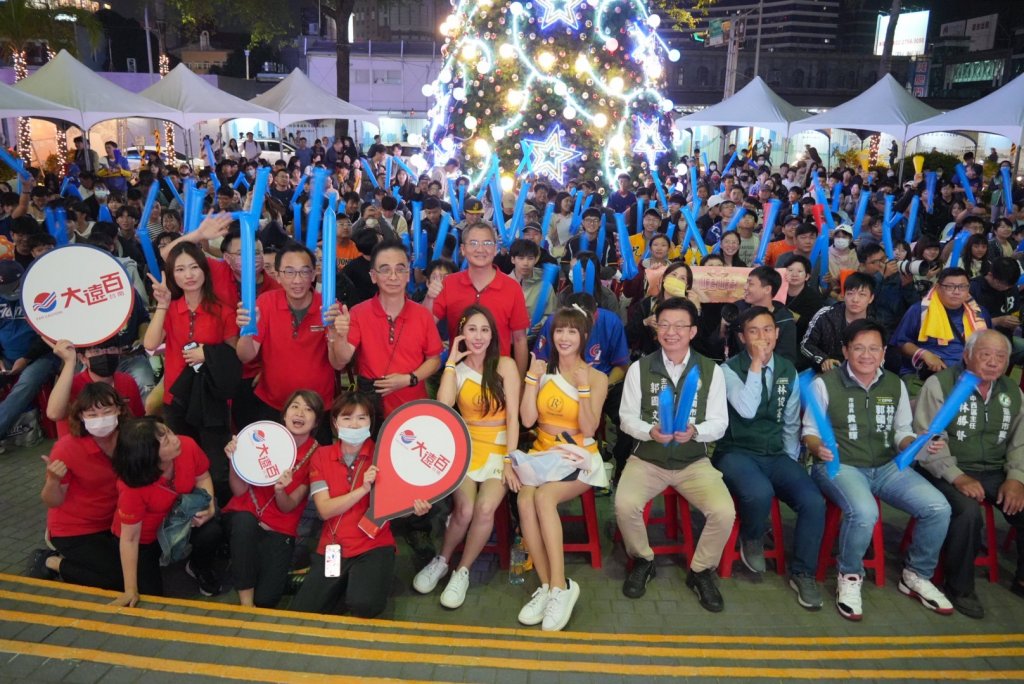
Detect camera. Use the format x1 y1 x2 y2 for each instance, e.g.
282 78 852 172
896 260 938 277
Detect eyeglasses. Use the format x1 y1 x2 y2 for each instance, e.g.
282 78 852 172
656 323 693 333
866 258 887 266
280 268 314 280
939 283 970 292
373 265 410 278
466 240 495 249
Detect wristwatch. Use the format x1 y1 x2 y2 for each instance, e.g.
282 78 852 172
409 373 419 387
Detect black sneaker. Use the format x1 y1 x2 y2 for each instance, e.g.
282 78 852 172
27 549 59 580
947 587 984 619
186 561 222 597
686 568 724 613
622 558 656 599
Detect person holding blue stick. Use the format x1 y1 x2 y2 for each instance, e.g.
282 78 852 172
804 319 953 622
714 306 825 610
915 330 1024 619
616 297 734 612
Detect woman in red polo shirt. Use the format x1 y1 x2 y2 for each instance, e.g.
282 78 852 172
34 384 132 589
222 389 324 608
290 392 430 617
110 418 223 607
412 305 520 609
145 242 239 505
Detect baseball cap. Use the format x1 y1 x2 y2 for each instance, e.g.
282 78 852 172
707 195 725 209
0 261 24 296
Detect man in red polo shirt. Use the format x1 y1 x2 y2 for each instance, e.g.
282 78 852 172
425 222 529 375
334 240 442 419
236 241 347 444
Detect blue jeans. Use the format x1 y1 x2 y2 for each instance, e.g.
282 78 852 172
713 450 825 576
0 354 58 436
811 461 950 578
118 353 156 401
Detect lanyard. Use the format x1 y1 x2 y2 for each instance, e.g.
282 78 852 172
327 446 367 544
248 438 319 519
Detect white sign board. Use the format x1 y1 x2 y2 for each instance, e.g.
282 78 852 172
966 14 998 53
874 10 930 57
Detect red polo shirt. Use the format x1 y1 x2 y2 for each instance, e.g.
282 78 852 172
252 289 336 411
347 296 443 417
162 297 238 404
432 268 529 356
113 436 209 544
56 371 144 438
47 435 118 538
308 441 395 558
208 258 282 379
221 436 318 536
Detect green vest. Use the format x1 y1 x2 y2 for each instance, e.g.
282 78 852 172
718 352 796 456
633 351 716 469
821 366 904 468
935 366 1022 472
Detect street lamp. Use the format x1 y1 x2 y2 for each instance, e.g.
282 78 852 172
244 49 251 79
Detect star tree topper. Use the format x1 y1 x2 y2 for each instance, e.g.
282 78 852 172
534 0 586 31
522 126 581 186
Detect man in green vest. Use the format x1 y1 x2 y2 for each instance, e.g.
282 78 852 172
714 307 826 610
915 329 1024 619
616 297 736 612
804 319 953 621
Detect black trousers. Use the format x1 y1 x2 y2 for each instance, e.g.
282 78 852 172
137 541 164 596
231 376 261 433
921 468 1024 594
51 531 123 591
290 546 395 618
603 381 632 483
163 402 233 508
228 512 294 608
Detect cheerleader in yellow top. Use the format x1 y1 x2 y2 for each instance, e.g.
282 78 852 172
515 306 608 632
411 305 520 610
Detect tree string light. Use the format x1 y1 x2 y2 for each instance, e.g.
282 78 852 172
426 0 676 192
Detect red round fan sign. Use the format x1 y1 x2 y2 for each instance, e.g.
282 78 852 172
359 400 470 538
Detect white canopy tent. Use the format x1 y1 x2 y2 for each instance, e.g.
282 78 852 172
906 72 1024 144
250 68 379 128
140 63 276 128
673 76 806 139
14 50 184 130
789 74 939 141
0 80 79 122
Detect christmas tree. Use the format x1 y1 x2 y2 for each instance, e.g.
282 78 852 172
424 0 679 190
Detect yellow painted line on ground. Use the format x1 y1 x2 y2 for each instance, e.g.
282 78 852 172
2 609 1023 679
0 638 441 683
0 588 1018 663
3 573 1022 648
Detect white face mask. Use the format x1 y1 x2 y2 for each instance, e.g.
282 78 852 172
83 414 118 438
338 425 371 445
833 238 850 250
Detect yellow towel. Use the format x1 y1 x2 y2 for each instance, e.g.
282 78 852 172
917 287 984 346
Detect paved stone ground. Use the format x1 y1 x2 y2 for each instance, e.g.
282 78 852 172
2 439 1024 682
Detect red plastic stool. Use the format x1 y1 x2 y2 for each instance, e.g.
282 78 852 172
561 488 603 568
719 497 787 578
816 498 886 587
455 497 511 570
901 500 999 584
614 488 696 563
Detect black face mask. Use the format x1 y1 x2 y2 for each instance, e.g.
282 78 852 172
88 353 120 378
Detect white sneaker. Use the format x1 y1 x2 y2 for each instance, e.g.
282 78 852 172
412 556 448 594
836 573 863 621
899 568 953 615
517 585 549 626
439 567 470 609
542 579 580 632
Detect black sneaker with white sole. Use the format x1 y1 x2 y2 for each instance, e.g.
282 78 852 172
622 558 656 599
186 561 222 597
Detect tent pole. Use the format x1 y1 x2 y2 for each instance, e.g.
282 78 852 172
1013 130 1022 176
897 129 908 181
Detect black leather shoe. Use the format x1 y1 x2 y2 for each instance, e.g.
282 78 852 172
622 558 656 599
686 568 724 613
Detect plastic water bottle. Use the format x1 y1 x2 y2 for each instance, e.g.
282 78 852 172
509 536 526 585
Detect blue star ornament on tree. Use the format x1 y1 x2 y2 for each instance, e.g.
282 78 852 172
535 0 585 31
523 126 581 186
633 118 668 167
